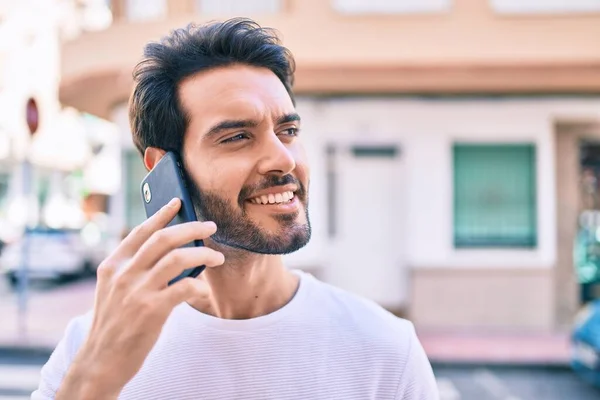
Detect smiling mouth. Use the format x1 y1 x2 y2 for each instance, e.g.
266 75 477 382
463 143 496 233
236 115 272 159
248 190 295 205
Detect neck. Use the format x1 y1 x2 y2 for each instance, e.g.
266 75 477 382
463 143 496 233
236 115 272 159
187 242 299 320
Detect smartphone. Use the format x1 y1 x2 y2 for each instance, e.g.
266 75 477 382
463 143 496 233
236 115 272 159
140 151 205 285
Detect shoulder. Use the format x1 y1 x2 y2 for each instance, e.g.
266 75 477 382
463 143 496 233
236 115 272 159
65 310 94 349
54 310 94 363
302 273 438 398
302 272 416 350
31 311 94 399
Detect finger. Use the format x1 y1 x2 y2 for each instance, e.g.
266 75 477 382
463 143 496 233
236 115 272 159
127 221 218 275
159 277 211 308
113 198 181 259
144 246 224 289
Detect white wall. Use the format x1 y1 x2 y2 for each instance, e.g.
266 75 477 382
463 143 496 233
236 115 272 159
110 98 600 274
295 97 600 271
0 0 63 162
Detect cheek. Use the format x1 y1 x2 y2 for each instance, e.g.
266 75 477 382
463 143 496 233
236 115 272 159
198 159 251 199
291 144 310 182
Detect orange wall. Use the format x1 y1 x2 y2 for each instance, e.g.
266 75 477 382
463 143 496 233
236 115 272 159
62 0 600 79
59 0 600 117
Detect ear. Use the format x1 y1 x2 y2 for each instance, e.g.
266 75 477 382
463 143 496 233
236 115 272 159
143 147 167 171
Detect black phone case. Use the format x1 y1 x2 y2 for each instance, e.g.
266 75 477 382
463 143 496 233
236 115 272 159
140 152 205 285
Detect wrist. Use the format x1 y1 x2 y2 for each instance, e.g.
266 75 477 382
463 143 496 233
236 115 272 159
65 379 119 400
59 368 120 400
58 352 122 400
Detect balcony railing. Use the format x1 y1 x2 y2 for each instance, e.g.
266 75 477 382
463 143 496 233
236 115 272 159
490 0 600 14
195 0 282 15
332 0 451 14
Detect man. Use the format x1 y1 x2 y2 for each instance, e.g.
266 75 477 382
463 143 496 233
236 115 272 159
33 18 438 399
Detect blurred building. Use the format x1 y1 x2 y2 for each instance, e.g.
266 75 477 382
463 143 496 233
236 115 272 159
0 0 124 287
0 0 100 239
58 0 600 334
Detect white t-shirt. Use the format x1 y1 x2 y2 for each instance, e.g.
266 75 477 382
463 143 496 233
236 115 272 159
32 270 439 399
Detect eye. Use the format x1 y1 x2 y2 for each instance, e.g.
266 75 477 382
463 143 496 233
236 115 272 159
221 133 250 143
280 127 299 137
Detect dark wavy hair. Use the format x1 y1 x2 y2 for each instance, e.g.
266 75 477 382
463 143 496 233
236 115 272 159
129 18 296 156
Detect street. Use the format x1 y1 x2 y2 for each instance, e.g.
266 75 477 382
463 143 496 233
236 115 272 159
433 364 600 400
0 353 47 400
1 278 600 399
0 275 95 399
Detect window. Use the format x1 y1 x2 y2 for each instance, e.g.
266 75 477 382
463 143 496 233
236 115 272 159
126 0 167 21
453 144 537 248
490 0 600 14
196 0 282 15
81 0 113 31
124 150 148 230
332 0 451 14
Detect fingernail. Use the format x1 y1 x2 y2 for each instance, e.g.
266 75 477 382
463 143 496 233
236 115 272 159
205 221 217 229
168 198 179 207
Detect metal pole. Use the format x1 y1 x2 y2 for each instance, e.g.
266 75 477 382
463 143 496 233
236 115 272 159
16 159 31 345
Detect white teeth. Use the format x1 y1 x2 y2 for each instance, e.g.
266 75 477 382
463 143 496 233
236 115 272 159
251 191 295 204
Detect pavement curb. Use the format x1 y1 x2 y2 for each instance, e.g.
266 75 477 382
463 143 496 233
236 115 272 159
430 360 572 371
0 346 53 361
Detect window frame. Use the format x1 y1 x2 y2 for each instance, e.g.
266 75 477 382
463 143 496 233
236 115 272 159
124 149 148 230
125 0 167 22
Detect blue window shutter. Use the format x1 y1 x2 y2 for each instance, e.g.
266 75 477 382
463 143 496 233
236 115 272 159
453 144 537 248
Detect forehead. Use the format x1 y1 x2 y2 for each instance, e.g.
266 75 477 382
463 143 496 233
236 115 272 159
178 65 294 128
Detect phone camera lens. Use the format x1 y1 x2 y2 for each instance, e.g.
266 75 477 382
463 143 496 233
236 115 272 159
143 182 152 203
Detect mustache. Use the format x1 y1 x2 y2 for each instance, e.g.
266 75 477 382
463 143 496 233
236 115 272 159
238 174 305 205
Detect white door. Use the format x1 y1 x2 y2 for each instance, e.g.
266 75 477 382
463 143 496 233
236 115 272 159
326 144 408 309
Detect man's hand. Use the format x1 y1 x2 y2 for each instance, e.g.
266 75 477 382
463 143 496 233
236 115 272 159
56 198 224 399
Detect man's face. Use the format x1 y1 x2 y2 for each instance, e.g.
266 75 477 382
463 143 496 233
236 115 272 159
178 65 311 255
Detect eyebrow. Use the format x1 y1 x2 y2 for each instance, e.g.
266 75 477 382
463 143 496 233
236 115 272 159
277 112 301 125
204 112 301 139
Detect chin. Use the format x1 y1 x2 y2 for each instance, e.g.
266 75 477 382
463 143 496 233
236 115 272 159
215 227 311 256
256 228 312 255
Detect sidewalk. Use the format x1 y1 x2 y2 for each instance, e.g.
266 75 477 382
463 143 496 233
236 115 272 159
0 279 95 353
419 331 571 367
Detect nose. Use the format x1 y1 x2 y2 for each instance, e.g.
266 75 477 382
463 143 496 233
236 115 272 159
256 133 296 176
